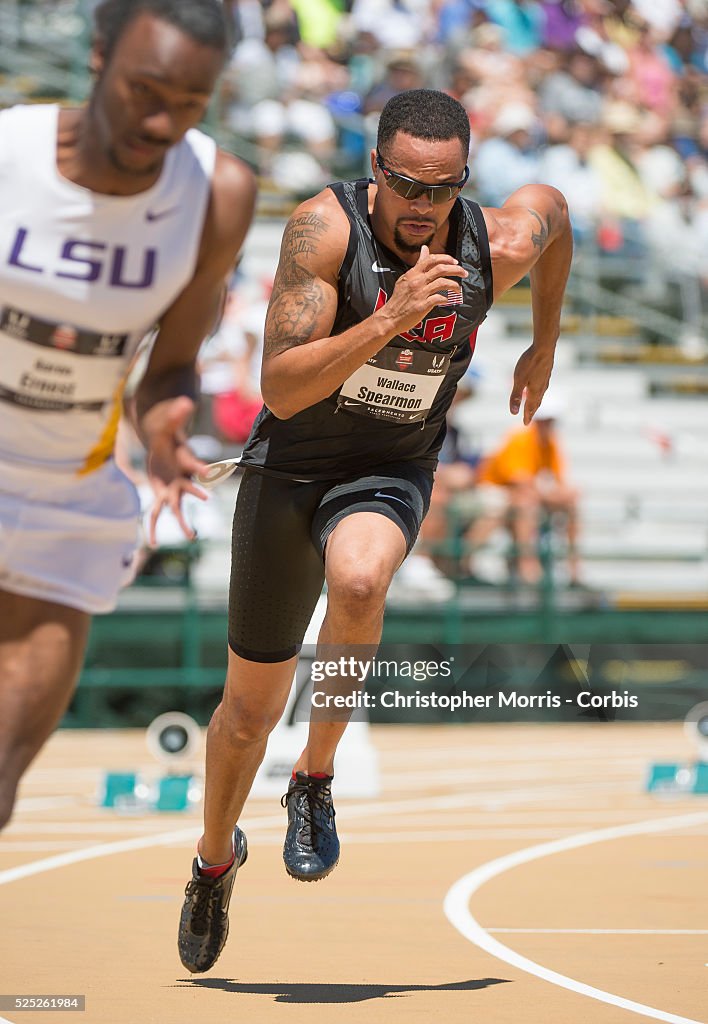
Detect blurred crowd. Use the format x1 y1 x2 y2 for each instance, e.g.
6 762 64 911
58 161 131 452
7 0 702 586
221 0 708 283
207 0 708 592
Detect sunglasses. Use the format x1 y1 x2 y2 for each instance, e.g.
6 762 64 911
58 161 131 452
376 150 469 204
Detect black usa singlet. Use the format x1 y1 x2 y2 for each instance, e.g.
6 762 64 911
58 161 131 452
239 178 493 480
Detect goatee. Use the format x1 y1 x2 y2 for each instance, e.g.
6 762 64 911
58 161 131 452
393 225 435 254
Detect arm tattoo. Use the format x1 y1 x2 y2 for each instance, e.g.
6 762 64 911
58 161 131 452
264 213 328 357
285 212 327 257
528 208 552 253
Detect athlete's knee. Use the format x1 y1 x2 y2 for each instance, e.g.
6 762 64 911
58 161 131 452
216 693 283 745
327 566 390 615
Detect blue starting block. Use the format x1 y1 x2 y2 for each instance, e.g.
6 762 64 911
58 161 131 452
646 762 708 795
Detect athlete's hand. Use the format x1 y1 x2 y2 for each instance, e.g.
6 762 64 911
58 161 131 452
509 345 555 424
374 245 468 336
141 396 208 545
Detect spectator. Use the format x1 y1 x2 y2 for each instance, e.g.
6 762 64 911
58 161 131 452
631 0 684 39
635 111 686 199
363 50 424 114
485 0 545 55
435 0 488 45
415 367 482 580
290 0 346 49
350 0 430 50
538 120 603 239
225 0 265 46
474 103 540 206
224 6 340 180
471 393 581 586
540 0 587 52
200 283 270 446
589 100 655 250
626 18 676 116
538 49 605 124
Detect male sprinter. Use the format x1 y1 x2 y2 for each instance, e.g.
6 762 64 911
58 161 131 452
0 0 255 831
178 88 571 973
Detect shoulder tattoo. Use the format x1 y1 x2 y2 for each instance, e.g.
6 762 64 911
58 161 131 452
528 208 552 253
264 212 328 357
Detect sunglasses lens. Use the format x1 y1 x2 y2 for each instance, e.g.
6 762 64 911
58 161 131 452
387 175 459 202
388 176 453 203
379 155 466 204
390 178 425 200
431 188 454 205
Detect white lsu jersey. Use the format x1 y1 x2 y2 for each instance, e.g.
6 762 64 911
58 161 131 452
0 103 216 474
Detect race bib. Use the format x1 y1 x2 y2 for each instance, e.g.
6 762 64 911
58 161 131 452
0 306 128 412
337 345 451 424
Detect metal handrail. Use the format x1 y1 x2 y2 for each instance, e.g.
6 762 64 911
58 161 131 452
567 268 706 346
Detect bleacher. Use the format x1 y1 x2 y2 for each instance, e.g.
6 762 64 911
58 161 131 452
0 3 87 104
456 284 708 601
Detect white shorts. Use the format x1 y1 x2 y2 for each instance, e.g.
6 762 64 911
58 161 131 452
0 458 141 615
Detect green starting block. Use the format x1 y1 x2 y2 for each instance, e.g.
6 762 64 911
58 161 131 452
99 772 198 811
646 762 708 794
155 775 196 811
100 773 138 808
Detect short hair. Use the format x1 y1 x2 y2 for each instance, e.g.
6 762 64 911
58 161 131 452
94 0 230 61
377 89 470 160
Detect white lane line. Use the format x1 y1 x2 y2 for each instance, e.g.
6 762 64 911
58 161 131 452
341 780 639 819
4 807 689 837
235 828 587 846
383 761 646 787
0 841 109 852
0 795 502 886
0 801 389 886
0 826 201 886
381 745 676 766
14 797 78 812
444 811 708 1024
4 821 199 835
9 781 610 835
489 929 708 936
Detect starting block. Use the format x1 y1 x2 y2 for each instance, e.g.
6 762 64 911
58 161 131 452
99 772 202 811
646 762 708 795
100 711 204 812
100 772 138 808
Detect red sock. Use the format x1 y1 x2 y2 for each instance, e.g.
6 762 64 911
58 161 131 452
292 770 330 780
197 850 235 878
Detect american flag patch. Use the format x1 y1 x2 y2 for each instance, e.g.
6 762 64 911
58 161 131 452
445 286 463 306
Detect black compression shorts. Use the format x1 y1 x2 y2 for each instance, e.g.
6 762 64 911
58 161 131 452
228 461 433 663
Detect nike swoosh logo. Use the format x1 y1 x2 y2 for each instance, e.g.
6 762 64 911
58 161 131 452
342 399 359 407
146 206 180 222
374 491 410 508
371 261 392 273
